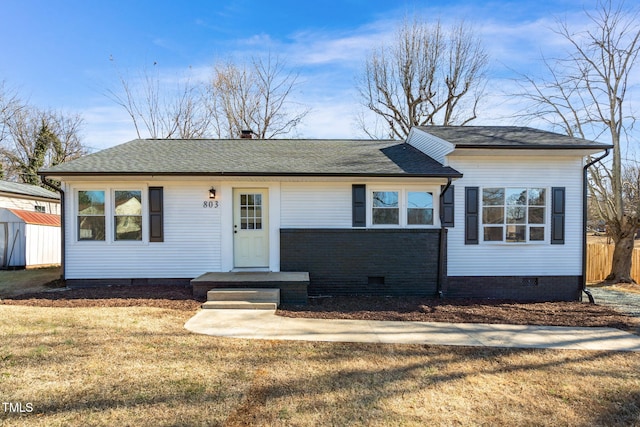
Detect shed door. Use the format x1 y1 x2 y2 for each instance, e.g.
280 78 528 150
233 189 269 268
0 223 7 268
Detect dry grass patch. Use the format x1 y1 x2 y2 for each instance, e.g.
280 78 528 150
1 305 639 426
0 267 61 298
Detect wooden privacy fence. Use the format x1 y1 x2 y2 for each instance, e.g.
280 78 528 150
586 243 640 283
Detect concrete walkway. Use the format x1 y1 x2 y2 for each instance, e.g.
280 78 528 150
185 309 640 352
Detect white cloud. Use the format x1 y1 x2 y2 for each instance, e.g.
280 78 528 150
80 0 637 150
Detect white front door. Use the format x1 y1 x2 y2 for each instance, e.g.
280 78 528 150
233 189 269 267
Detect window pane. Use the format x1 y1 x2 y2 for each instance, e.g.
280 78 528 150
408 192 433 208
483 188 504 206
372 208 399 224
408 208 433 225
78 216 105 241
529 207 545 224
245 206 255 219
506 189 527 205
373 191 398 208
78 191 105 215
506 225 526 242
484 226 503 241
528 188 546 206
506 206 526 224
115 191 142 215
530 227 545 241
483 207 504 224
115 216 142 241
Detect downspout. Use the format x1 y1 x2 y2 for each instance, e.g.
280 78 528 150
437 177 453 298
582 149 610 304
41 177 65 281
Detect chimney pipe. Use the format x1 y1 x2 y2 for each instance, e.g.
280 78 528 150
241 129 253 139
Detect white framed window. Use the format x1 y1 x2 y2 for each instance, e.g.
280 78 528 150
370 188 436 228
75 187 146 243
114 190 143 241
482 187 546 243
372 191 399 225
77 190 106 241
407 191 434 225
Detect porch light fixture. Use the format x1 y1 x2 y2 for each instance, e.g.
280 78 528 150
209 187 216 199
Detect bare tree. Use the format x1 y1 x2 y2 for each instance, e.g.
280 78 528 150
0 81 24 179
515 0 640 283
356 18 489 139
1 107 86 184
208 54 309 139
107 64 213 139
0 81 24 144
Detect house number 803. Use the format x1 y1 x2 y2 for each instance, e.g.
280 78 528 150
203 201 220 208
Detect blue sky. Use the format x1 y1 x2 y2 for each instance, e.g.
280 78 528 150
1 0 600 151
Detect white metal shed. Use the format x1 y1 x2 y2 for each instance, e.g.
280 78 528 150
0 208 61 269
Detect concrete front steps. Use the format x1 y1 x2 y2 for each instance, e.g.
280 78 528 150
202 288 280 310
191 272 309 304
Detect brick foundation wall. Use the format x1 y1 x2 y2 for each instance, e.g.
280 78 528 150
280 228 441 296
444 276 583 301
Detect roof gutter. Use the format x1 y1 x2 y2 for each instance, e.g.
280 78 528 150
582 149 610 303
40 177 65 282
38 171 464 179
453 144 614 150
437 177 453 298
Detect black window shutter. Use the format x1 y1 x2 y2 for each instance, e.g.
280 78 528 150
551 187 565 245
440 185 455 227
352 184 366 227
149 187 164 242
465 187 479 244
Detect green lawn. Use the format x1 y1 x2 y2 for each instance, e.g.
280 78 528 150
1 304 639 426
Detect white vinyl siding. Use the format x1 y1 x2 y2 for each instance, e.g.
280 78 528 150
406 128 455 165
65 181 223 279
280 183 352 228
281 182 441 229
447 155 584 276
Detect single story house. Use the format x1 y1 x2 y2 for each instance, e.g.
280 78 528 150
39 126 611 302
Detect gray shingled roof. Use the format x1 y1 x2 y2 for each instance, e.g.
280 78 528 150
0 180 59 200
418 126 613 149
40 139 462 178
